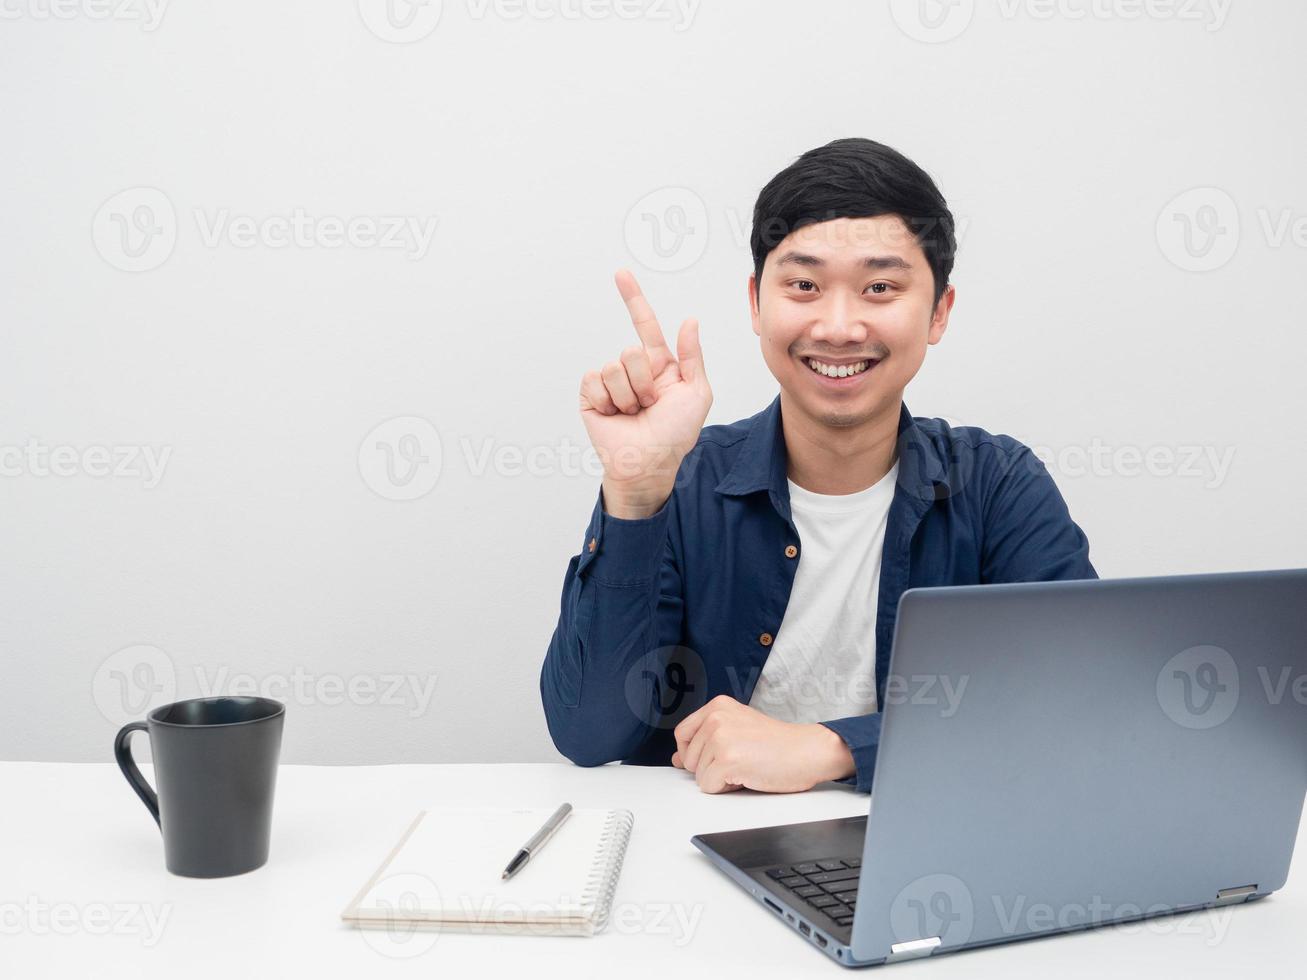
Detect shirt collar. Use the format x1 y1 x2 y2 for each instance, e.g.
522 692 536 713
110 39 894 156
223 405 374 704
713 393 953 507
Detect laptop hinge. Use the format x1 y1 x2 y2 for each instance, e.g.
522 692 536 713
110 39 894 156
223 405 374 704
887 937 942 963
1212 885 1258 907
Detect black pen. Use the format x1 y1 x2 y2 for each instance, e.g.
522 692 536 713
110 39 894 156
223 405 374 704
501 803 573 880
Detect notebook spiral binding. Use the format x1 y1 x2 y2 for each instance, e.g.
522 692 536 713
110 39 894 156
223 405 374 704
580 808 635 933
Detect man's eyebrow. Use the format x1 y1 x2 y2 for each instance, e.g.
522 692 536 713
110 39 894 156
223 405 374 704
774 250 825 268
774 251 913 272
862 254 913 272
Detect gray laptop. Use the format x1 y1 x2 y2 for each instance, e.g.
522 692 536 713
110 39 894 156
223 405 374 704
691 568 1307 967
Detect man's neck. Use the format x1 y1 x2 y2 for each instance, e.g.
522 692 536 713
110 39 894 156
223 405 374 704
780 391 901 495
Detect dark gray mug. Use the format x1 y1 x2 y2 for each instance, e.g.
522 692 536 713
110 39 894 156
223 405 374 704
114 696 285 878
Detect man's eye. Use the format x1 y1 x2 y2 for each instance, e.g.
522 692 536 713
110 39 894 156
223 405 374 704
867 282 891 295
793 280 817 292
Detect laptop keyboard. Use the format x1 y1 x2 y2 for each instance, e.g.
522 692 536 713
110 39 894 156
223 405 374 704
763 857 861 929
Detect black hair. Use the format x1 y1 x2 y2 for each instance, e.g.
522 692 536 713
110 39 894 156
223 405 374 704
750 138 956 307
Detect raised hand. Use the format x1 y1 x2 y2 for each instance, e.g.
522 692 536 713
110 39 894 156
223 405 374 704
579 269 712 519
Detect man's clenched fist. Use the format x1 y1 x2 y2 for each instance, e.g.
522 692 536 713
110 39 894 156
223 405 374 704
671 695 856 794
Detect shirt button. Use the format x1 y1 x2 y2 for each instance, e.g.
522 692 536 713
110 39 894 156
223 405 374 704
784 545 798 558
588 537 597 553
759 632 773 647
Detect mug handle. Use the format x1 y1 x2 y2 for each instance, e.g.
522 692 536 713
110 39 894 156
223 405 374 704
114 721 161 829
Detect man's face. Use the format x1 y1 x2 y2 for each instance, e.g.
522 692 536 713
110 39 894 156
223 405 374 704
749 215 954 429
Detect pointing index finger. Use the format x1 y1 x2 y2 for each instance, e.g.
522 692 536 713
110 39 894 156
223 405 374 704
615 268 671 358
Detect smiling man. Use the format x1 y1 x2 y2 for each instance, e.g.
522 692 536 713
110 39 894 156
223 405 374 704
541 138 1096 794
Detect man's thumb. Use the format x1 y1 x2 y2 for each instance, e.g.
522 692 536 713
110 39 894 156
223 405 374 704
676 317 706 384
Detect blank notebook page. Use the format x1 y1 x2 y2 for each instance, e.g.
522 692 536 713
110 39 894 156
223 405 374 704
353 807 618 923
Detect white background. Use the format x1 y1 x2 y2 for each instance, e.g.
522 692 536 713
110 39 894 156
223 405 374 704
2 0 1303 764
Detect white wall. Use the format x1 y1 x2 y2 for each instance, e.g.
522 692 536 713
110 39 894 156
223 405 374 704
2 0 1303 764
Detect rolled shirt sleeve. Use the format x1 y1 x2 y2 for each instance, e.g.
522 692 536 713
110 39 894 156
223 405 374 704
540 487 686 766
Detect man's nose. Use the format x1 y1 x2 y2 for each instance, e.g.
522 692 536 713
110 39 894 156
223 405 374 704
809 293 868 344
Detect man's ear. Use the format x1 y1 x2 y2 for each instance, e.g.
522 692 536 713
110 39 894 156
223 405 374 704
928 284 956 346
748 274 761 337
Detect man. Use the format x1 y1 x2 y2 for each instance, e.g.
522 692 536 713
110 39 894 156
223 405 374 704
540 138 1095 795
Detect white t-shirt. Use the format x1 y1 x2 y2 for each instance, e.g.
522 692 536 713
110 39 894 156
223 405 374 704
747 460 899 725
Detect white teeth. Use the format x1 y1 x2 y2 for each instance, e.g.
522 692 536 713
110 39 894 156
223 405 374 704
805 357 871 378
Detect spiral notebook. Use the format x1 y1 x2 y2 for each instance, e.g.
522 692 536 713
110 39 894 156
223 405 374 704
340 806 635 936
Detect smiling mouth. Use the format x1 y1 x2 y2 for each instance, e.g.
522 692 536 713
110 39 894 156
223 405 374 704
802 355 879 379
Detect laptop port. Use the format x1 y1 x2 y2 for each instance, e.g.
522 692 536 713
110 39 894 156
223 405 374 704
799 922 811 937
815 933 829 948
762 897 782 915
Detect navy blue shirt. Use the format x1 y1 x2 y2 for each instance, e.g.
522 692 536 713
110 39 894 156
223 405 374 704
541 394 1097 792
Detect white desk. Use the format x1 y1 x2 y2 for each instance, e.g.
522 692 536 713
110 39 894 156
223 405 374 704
2 762 1302 977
